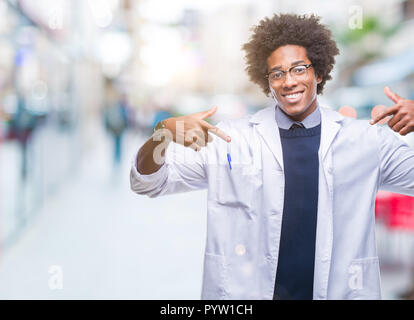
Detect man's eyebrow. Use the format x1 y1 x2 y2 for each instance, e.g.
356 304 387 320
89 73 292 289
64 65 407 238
268 60 306 72
291 60 306 66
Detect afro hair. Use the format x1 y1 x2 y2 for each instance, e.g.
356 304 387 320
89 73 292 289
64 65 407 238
242 13 339 96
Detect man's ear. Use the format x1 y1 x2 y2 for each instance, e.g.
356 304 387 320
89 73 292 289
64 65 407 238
316 75 322 84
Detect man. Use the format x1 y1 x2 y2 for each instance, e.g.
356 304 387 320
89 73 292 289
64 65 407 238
130 13 414 299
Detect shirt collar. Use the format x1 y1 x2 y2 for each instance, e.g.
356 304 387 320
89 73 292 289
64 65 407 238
275 101 321 129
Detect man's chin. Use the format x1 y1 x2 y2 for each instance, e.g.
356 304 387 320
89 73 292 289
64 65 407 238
280 105 307 117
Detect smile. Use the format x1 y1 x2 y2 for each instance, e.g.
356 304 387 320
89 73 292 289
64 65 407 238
282 90 304 102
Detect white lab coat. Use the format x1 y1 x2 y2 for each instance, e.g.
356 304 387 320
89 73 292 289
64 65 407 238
130 105 414 300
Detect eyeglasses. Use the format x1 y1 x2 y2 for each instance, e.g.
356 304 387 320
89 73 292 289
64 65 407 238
266 64 313 83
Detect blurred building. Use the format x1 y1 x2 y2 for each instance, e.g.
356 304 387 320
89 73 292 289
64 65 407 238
0 0 134 247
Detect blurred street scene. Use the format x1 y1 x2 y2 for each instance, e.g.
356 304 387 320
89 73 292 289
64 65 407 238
1 0 414 299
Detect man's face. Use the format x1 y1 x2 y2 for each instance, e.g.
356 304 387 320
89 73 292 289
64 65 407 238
267 45 322 122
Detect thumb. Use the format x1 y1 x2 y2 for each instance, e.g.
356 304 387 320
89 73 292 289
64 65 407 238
384 86 402 104
198 106 218 120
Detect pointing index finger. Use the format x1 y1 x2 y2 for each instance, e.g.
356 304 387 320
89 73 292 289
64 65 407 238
370 104 399 125
202 121 231 142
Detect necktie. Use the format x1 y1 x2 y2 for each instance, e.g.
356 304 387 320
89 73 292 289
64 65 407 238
290 123 305 130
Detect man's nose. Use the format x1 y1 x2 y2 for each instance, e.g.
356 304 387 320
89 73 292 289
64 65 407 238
282 72 298 88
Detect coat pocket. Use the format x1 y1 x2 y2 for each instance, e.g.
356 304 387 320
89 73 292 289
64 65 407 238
215 165 262 211
346 256 381 299
201 253 228 299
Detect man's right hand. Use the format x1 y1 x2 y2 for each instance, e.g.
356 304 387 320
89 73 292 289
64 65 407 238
137 106 231 175
161 106 231 151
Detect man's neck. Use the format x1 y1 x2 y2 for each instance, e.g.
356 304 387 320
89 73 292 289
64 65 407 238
275 99 321 130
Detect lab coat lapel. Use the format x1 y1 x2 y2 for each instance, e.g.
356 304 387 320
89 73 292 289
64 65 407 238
313 106 343 299
250 106 284 170
319 107 343 161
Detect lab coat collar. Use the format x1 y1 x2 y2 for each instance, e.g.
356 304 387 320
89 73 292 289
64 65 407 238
319 106 344 161
249 104 344 169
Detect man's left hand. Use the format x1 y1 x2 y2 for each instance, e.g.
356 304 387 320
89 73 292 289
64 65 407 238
370 87 414 136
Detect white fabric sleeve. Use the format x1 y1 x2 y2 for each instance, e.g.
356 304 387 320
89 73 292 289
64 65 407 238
129 141 210 198
378 125 414 196
129 120 232 198
129 150 170 198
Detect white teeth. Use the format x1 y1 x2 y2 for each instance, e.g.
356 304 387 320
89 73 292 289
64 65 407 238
285 93 301 98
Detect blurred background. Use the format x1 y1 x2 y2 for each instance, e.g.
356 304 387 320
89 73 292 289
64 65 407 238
0 0 414 299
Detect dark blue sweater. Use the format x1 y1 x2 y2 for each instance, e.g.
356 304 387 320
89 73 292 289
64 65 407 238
273 124 321 300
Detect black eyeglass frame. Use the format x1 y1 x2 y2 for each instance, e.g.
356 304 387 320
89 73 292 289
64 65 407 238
265 64 313 80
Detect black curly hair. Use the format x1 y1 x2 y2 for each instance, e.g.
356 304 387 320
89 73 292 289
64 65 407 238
242 13 339 96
